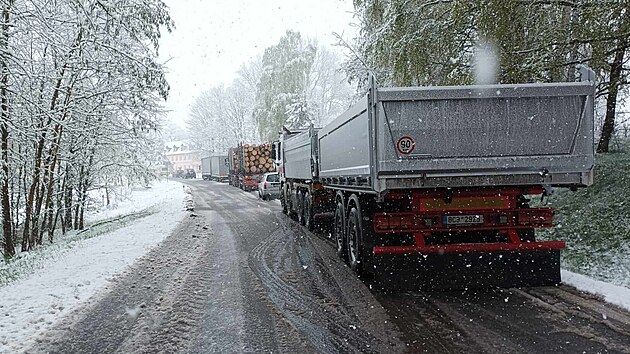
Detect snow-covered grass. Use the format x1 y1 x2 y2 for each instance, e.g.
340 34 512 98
0 180 186 287
0 179 188 353
0 209 154 287
539 147 630 289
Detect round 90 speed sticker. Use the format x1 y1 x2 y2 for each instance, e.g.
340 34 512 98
396 136 415 154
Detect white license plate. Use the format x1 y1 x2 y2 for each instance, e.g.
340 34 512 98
444 214 484 225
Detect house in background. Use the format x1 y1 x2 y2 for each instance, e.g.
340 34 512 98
164 141 202 177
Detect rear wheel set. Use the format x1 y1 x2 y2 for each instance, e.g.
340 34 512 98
303 192 314 231
334 202 347 261
281 185 288 214
347 207 363 274
334 194 372 277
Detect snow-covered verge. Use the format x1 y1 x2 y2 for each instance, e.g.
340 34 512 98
0 179 188 353
562 270 630 312
84 180 183 223
539 148 630 290
0 180 186 286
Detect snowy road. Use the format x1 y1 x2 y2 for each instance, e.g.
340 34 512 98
28 181 630 353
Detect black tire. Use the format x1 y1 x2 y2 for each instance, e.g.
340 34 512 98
334 202 347 261
281 186 288 214
304 192 314 231
288 189 298 220
297 191 305 225
347 206 364 275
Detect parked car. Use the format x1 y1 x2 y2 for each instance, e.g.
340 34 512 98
258 172 280 200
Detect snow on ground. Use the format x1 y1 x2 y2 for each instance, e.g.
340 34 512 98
0 179 188 354
85 179 184 223
562 269 630 312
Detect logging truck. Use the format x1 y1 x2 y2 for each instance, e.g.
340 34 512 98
228 143 276 191
278 68 595 289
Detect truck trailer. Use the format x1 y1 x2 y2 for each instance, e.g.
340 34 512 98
210 153 229 182
201 157 212 180
228 143 276 191
279 69 595 289
202 154 228 181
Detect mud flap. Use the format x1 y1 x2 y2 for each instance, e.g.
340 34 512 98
371 251 561 291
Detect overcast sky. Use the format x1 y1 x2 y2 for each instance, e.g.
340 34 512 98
158 0 356 127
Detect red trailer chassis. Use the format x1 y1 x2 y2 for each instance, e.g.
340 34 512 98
371 187 565 256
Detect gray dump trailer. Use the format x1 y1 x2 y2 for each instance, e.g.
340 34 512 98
279 69 595 289
280 126 334 229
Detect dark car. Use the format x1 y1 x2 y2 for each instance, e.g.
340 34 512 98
184 169 196 179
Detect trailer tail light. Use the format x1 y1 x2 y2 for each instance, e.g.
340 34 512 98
374 214 417 230
374 214 391 230
518 209 553 226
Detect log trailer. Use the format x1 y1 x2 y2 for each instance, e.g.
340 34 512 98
228 143 275 191
278 68 595 289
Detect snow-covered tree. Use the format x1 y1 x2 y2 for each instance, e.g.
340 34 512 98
304 46 354 127
253 30 316 140
187 58 261 154
0 0 173 257
350 0 630 152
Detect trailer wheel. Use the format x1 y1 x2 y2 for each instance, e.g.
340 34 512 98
297 191 305 225
304 192 314 231
281 185 288 214
347 207 363 275
288 188 298 220
334 202 347 261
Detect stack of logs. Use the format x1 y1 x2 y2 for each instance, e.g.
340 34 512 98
242 143 274 174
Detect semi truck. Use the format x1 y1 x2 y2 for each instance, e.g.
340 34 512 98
201 154 228 181
201 157 212 180
228 143 275 191
279 68 595 289
210 153 229 182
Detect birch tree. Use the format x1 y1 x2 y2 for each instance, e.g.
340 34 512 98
253 30 316 140
304 46 354 127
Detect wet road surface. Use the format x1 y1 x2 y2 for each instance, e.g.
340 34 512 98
28 180 630 353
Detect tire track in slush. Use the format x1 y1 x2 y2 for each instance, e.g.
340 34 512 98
28 213 216 354
196 183 311 353
248 214 401 354
431 287 629 353
377 285 630 354
120 218 223 354
518 286 630 351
